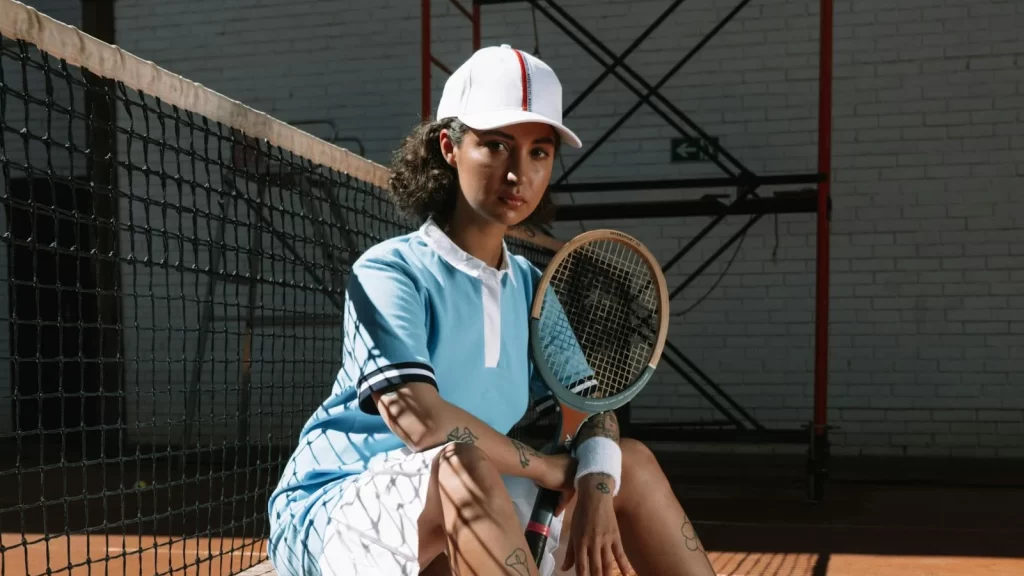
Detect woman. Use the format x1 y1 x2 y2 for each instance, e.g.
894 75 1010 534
267 45 717 576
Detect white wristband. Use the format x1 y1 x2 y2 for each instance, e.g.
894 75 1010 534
573 437 622 496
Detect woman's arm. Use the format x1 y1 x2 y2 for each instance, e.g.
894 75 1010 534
372 383 573 488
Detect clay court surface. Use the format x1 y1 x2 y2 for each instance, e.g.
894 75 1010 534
4 450 1022 576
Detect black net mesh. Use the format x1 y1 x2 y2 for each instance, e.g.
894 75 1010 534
0 19 557 576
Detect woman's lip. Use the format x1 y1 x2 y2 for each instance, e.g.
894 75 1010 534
500 194 527 206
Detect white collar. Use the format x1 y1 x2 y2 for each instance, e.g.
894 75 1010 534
418 218 513 284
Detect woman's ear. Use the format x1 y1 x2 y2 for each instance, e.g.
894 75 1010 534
439 129 458 168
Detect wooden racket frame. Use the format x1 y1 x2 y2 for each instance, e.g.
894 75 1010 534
522 228 671 565
528 228 671 446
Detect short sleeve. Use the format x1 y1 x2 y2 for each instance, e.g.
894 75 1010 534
343 256 437 414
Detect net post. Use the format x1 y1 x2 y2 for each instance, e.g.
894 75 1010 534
81 0 123 461
237 180 266 448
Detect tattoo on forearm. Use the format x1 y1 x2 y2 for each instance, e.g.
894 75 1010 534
576 411 620 444
505 548 531 575
447 426 478 444
587 472 613 495
511 438 542 469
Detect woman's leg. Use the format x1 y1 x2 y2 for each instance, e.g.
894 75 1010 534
555 438 716 576
614 438 716 576
417 442 540 576
418 555 452 576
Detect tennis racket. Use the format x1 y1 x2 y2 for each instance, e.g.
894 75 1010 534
522 229 670 564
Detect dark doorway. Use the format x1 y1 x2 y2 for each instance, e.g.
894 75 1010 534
7 177 100 458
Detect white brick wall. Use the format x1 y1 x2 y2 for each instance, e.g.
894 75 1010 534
5 0 1019 457
427 0 1022 458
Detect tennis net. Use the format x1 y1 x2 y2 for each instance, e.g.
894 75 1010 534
0 2 559 574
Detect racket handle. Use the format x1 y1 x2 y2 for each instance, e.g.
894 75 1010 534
525 487 562 563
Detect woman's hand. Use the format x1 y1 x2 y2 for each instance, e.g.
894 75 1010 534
538 452 577 515
561 473 633 576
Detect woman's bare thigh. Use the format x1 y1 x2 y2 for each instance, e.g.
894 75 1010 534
416 450 448 569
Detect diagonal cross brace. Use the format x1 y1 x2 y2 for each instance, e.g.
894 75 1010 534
525 0 741 180
655 188 773 432
535 0 750 180
536 0 757 186
559 0 687 119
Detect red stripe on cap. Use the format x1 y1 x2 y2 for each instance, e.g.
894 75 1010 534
512 49 529 111
526 521 551 537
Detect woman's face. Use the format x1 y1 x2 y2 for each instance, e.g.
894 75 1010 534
441 121 557 228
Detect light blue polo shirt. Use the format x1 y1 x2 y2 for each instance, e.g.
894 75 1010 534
266 218 559 576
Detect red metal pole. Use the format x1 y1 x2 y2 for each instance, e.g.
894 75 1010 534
422 0 431 121
472 1 481 51
814 0 833 442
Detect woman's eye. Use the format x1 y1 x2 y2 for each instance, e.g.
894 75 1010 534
486 141 508 152
532 148 550 159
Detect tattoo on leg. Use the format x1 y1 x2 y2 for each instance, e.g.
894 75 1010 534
682 512 718 572
681 514 705 553
505 548 531 575
447 427 478 444
511 439 542 469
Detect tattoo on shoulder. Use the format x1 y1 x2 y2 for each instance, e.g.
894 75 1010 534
505 548 531 575
511 438 543 469
447 426 478 444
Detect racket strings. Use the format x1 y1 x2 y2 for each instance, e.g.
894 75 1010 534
541 239 661 399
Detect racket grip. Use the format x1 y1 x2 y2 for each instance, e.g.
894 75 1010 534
525 487 562 563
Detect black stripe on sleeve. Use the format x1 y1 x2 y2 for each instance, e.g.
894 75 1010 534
357 362 437 415
528 374 598 417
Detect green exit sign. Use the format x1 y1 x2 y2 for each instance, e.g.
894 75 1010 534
671 136 720 163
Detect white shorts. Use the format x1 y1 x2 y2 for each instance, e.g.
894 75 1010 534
317 442 569 576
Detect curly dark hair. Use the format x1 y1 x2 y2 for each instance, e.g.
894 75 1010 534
387 117 557 230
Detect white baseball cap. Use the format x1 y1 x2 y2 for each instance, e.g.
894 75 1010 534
436 44 583 149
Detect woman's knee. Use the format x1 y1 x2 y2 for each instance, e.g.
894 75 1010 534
621 437 659 470
618 438 665 498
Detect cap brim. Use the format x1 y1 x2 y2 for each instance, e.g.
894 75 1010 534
455 110 583 149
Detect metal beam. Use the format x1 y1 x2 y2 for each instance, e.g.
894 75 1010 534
554 190 818 221
670 213 764 302
663 340 765 431
628 426 809 445
550 173 823 194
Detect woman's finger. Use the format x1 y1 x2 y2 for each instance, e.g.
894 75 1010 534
589 542 603 576
576 545 589 576
613 539 634 576
555 489 574 516
560 538 576 572
602 541 618 576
